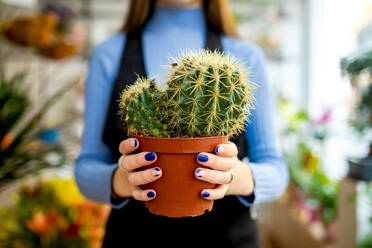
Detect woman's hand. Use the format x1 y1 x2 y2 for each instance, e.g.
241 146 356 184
194 142 255 200
112 138 162 201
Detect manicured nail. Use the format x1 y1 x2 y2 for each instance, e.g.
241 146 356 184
152 168 161 176
145 152 156 161
147 191 155 198
201 191 210 198
215 145 224 153
197 154 208 162
133 139 138 147
196 169 205 178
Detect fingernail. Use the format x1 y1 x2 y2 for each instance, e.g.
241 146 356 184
196 168 205 178
201 191 210 198
131 139 138 147
197 154 208 162
152 168 161 176
215 145 224 153
147 191 155 198
145 152 156 161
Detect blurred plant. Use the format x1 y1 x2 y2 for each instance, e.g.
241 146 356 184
0 5 85 60
279 96 338 229
41 1 76 33
340 50 372 137
0 68 74 188
0 177 110 248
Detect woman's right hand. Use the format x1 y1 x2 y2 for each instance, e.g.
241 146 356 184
112 138 162 201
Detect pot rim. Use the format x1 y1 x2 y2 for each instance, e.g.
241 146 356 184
130 134 229 153
130 134 229 140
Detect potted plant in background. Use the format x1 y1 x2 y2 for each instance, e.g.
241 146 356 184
0 177 110 248
340 49 372 181
119 50 256 218
0 67 74 189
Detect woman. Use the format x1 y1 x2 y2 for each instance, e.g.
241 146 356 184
75 0 289 247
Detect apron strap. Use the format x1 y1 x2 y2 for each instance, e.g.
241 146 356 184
102 29 146 162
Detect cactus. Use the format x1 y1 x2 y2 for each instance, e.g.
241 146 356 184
119 77 164 136
119 50 257 138
165 50 256 137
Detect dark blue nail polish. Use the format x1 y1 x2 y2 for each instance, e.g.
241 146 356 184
202 191 210 198
196 169 203 177
152 168 161 177
145 152 156 161
147 191 155 198
215 146 220 153
134 139 138 147
198 154 208 162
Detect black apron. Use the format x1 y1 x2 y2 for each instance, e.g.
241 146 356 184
101 23 260 248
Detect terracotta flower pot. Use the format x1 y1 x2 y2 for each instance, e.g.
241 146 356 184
131 134 229 218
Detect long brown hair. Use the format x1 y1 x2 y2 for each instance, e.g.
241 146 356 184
121 0 239 37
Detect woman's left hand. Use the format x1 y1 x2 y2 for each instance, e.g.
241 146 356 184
194 142 255 200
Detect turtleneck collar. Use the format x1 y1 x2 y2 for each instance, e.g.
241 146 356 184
145 5 206 31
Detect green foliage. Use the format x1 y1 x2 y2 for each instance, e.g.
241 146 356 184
0 68 74 188
119 50 257 138
359 234 372 248
351 84 372 134
279 96 338 225
152 124 168 137
340 50 372 77
285 145 338 225
340 49 372 135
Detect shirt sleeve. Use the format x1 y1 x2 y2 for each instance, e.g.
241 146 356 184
74 41 129 209
235 44 289 207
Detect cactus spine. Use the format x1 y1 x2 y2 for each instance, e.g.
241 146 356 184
165 50 256 137
119 77 164 136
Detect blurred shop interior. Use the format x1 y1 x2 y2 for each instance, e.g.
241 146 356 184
0 0 371 247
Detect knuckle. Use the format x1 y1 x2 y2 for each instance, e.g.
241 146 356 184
119 139 131 154
215 193 224 200
125 155 137 171
132 190 141 200
213 190 223 199
216 171 228 184
118 141 125 154
131 153 146 169
142 170 154 184
224 172 231 184
121 156 130 171
224 158 235 170
136 152 147 165
127 172 136 185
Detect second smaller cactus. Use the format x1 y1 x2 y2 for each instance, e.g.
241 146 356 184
119 77 164 136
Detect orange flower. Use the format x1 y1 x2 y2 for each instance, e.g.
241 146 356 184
97 205 111 221
1 134 13 150
26 211 49 236
90 227 105 240
46 210 61 228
